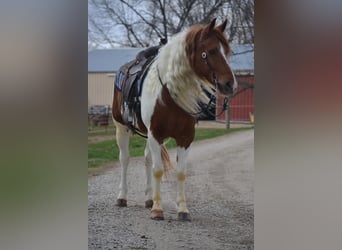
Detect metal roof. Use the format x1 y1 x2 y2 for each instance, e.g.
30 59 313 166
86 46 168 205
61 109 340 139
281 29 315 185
229 44 254 73
88 44 254 73
88 48 143 73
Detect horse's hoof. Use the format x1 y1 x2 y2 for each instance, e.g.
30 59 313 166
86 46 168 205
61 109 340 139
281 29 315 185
151 210 164 220
116 199 127 207
145 199 153 208
177 212 191 221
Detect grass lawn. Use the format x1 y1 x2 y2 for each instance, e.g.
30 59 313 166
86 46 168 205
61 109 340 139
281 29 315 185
88 121 116 137
88 127 252 168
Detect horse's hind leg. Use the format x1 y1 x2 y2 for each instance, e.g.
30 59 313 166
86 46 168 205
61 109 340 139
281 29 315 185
148 135 164 220
176 146 191 221
115 122 130 207
144 140 153 208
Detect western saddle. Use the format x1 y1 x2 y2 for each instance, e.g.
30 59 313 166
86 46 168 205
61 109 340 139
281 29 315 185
115 39 167 128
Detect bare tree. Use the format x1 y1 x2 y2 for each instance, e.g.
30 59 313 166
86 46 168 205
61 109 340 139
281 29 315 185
88 0 254 49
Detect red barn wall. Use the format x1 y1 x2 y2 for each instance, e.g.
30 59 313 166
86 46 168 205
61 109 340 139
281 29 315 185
216 75 254 122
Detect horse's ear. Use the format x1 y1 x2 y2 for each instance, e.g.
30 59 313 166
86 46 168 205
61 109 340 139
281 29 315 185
208 18 217 30
217 19 228 33
202 18 217 40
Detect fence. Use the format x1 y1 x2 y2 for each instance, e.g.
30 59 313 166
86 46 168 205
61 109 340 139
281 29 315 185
88 105 111 129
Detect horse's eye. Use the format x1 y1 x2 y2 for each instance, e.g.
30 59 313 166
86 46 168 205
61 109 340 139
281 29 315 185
208 49 217 55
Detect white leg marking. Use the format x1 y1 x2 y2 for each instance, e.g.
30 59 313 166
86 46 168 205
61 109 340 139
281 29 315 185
148 134 164 211
115 122 130 200
176 146 191 214
144 140 153 201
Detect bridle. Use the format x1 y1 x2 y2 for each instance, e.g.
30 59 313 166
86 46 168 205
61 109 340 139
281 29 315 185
200 45 219 89
194 44 228 118
156 42 230 118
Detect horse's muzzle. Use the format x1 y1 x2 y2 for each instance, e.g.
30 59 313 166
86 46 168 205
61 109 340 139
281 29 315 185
218 81 236 96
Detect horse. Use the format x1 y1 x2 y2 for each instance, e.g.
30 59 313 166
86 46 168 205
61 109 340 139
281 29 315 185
112 18 237 221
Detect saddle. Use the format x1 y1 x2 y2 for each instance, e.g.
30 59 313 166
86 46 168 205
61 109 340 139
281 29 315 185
114 45 161 126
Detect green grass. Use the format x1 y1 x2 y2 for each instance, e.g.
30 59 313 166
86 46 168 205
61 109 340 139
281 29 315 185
88 128 116 137
88 121 116 137
88 127 252 168
88 135 145 167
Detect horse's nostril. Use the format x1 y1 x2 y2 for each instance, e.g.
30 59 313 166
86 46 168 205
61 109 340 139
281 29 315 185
225 81 233 89
226 81 237 92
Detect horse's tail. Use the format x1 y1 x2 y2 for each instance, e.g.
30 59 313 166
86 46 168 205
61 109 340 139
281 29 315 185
161 144 173 174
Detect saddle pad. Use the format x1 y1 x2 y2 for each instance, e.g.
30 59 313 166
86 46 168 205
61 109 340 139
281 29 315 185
114 70 126 91
114 59 136 91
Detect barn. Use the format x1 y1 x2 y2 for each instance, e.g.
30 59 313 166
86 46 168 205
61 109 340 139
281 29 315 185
88 48 142 108
88 45 254 122
216 45 254 123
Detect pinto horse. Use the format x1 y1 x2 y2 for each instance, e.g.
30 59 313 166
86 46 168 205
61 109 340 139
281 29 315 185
112 18 237 221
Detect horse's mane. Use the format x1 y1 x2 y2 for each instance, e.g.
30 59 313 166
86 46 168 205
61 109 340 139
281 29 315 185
151 26 217 114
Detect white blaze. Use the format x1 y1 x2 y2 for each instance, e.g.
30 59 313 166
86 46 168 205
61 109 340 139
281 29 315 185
220 44 238 92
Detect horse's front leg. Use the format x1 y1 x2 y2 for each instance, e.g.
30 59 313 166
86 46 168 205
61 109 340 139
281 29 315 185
176 146 191 221
148 135 164 220
144 140 153 208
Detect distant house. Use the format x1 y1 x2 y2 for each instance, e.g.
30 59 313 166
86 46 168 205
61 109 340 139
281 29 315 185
88 48 142 107
88 45 254 122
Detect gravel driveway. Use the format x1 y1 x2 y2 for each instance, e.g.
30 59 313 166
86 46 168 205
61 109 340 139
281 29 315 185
88 129 254 249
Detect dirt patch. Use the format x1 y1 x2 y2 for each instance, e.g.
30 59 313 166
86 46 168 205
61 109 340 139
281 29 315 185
196 120 253 129
88 162 117 177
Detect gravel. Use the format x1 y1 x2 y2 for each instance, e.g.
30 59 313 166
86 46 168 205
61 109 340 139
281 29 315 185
88 129 254 250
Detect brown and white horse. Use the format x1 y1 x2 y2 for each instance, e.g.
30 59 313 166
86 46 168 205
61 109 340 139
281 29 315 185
112 18 237 221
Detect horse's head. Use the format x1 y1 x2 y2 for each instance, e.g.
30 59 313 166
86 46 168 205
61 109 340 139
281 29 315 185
186 18 237 96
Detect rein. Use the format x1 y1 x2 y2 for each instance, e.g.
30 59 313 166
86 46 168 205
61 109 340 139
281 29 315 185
191 93 229 118
127 108 148 138
156 65 165 87
130 125 148 138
